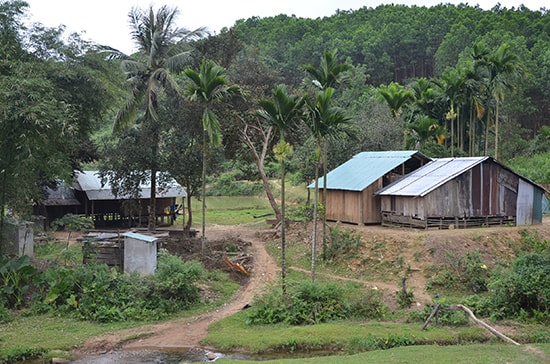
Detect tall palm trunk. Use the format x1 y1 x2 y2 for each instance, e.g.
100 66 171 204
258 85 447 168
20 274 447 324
494 100 500 159
311 144 321 282
321 140 328 261
280 157 287 295
148 132 159 232
201 129 207 257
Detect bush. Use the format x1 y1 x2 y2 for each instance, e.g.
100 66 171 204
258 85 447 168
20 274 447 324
246 280 387 325
484 253 550 322
207 171 264 196
287 203 320 222
407 304 469 326
426 250 489 293
324 226 362 261
36 251 208 322
0 255 36 309
518 229 549 255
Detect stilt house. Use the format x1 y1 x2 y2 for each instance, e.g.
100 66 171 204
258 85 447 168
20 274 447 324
37 171 186 228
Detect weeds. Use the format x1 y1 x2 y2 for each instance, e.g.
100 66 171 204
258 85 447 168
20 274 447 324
246 280 387 326
426 250 489 293
324 226 362 261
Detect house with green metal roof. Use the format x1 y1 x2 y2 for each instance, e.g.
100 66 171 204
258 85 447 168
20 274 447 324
308 151 431 225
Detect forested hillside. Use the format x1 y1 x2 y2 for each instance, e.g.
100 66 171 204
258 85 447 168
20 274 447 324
231 4 549 141
2 1 550 226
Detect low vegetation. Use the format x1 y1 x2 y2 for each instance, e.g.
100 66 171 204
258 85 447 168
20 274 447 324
2 197 550 363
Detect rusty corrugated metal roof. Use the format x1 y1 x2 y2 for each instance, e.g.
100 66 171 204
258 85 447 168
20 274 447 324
43 184 80 206
74 171 187 200
377 156 548 197
376 157 489 196
308 151 430 191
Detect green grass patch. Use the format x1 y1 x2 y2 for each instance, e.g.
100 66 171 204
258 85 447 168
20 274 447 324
216 343 550 363
0 314 137 356
186 196 274 226
203 312 491 354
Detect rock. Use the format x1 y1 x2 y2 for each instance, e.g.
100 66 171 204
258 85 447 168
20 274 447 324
51 358 71 364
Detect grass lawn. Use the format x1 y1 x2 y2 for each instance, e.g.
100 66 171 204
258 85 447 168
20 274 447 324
216 343 550 363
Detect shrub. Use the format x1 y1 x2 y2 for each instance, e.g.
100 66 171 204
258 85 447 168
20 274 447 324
287 203 319 222
426 250 489 293
324 225 362 261
246 280 387 325
485 253 550 322
347 287 388 319
207 171 263 196
36 251 208 322
519 229 549 254
407 304 469 326
0 255 36 309
396 288 415 309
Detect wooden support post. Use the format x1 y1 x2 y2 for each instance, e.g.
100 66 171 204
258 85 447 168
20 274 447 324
422 303 441 330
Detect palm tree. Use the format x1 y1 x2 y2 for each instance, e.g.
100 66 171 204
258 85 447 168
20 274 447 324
438 68 467 156
484 43 523 159
108 4 205 231
304 49 352 90
304 50 351 266
184 60 241 257
304 87 351 281
257 85 304 294
377 82 414 118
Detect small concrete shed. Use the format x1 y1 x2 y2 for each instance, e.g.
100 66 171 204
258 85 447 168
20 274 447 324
308 151 431 225
2 220 34 257
376 156 546 228
123 232 160 275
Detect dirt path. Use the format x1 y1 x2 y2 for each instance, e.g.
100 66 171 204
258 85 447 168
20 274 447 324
289 266 432 304
73 219 550 357
73 224 278 357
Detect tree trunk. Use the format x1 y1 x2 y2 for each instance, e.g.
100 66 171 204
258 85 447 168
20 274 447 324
185 193 193 231
0 170 5 255
281 158 287 295
242 123 281 221
455 304 520 346
494 99 500 159
311 150 320 282
321 139 328 260
148 168 157 232
201 130 207 258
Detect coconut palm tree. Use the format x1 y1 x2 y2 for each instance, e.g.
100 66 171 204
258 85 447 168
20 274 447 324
183 60 241 257
108 4 205 231
257 85 304 294
304 87 352 281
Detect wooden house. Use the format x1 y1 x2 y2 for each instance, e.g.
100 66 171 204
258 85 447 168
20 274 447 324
73 171 186 228
376 157 546 229
308 151 431 225
37 171 186 228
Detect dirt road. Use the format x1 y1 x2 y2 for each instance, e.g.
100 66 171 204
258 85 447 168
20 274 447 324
73 223 278 356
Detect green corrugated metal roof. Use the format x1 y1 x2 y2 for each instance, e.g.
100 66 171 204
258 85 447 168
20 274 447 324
308 151 428 191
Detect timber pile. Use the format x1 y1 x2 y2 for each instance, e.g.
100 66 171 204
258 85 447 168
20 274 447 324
224 254 250 276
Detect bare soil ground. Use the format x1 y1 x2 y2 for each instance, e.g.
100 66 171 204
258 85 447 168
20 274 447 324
71 219 550 358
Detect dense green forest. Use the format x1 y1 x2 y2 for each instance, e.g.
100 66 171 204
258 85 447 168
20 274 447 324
1 0 550 227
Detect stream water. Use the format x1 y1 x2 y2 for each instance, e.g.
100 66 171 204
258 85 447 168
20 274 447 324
68 348 267 363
